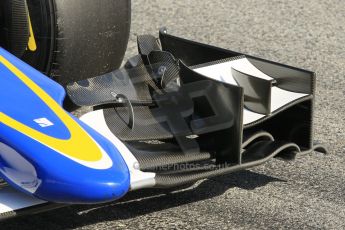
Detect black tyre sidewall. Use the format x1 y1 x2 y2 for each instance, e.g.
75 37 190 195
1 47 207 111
23 0 55 73
24 0 131 86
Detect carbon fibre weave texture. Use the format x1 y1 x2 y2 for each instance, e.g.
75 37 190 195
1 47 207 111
127 141 211 170
103 107 174 141
137 34 161 55
10 0 30 57
67 65 155 106
153 140 300 187
67 62 180 107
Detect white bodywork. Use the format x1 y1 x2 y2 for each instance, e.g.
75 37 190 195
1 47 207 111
80 110 156 190
0 186 45 216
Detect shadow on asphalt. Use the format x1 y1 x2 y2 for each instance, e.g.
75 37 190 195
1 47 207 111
2 170 286 229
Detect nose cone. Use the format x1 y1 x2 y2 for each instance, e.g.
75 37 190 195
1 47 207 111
32 124 131 204
0 47 130 204
0 130 131 204
35 163 130 204
0 116 131 204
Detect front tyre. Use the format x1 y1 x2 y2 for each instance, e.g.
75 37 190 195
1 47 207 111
1 0 131 86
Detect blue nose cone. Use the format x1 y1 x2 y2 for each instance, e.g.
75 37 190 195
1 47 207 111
0 48 130 204
34 122 131 204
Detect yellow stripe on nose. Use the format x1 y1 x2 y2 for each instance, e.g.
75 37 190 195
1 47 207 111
27 12 37 52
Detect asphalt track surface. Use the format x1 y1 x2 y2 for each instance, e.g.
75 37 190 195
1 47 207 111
3 0 345 229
